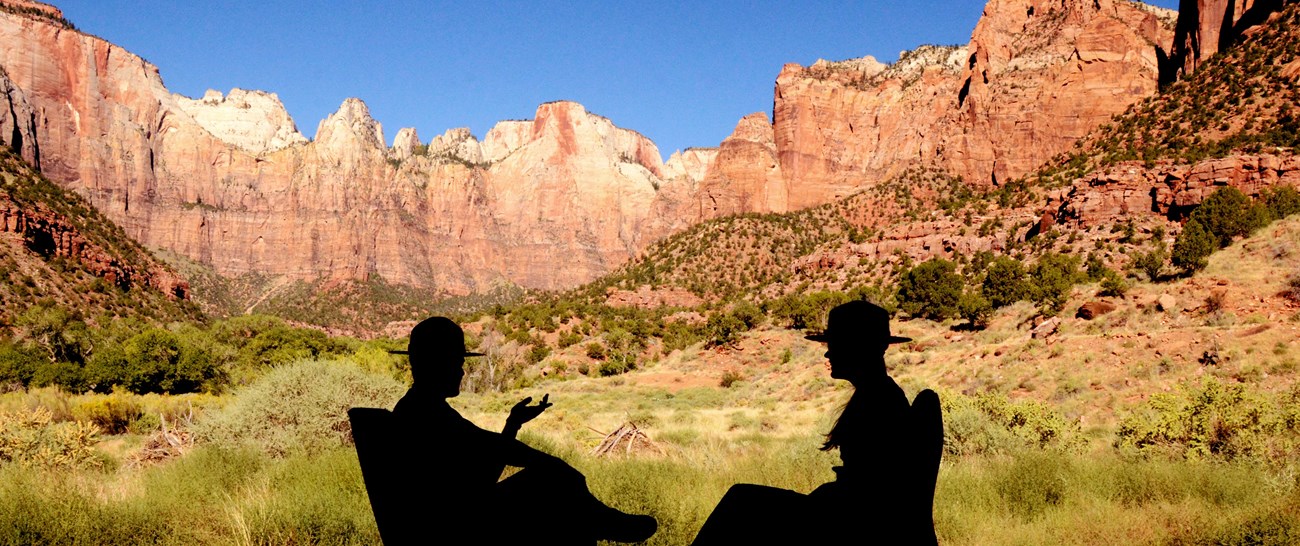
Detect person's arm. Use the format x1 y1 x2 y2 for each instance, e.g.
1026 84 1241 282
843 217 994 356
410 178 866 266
482 394 577 476
502 394 551 438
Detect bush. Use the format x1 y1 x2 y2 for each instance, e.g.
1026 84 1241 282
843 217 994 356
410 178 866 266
1130 243 1167 282
1172 219 1215 273
938 390 1078 457
0 342 40 390
981 257 1030 308
704 312 746 348
237 326 346 372
0 407 102 470
1260 185 1300 219
585 343 607 361
524 344 551 365
71 392 142 435
1115 379 1300 464
719 370 745 388
195 360 405 457
768 291 849 330
88 327 226 395
958 291 992 329
897 258 964 320
1189 186 1262 248
556 330 582 349
1098 268 1128 297
1030 253 1080 314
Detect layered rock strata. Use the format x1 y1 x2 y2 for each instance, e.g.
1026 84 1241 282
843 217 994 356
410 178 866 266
0 8 693 293
702 0 1177 217
1165 0 1286 81
0 0 1241 299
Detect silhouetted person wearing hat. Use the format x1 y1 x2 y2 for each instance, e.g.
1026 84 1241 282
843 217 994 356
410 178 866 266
384 316 657 545
691 300 941 545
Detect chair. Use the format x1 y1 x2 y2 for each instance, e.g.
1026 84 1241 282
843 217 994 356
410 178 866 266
349 407 416 545
908 389 944 546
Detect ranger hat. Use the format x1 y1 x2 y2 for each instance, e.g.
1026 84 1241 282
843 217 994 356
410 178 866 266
804 300 911 344
388 316 485 357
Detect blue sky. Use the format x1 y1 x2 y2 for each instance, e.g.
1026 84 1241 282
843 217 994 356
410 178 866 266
56 1 1180 158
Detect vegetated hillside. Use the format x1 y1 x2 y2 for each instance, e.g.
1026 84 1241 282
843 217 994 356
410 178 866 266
582 1 1300 307
1031 2 1300 188
167 254 524 338
432 2 1300 399
0 149 199 331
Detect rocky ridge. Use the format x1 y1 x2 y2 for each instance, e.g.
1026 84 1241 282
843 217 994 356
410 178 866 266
698 0 1179 220
0 149 194 327
174 89 308 155
0 0 1289 322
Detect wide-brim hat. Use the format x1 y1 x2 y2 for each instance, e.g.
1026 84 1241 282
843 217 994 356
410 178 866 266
388 316 485 357
804 300 911 344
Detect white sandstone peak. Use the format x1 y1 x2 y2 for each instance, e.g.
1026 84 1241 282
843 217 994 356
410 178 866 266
175 87 307 154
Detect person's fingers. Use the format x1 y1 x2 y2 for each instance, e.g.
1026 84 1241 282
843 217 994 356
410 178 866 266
540 394 551 406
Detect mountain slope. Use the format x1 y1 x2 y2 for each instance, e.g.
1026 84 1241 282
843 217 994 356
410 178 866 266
0 148 198 329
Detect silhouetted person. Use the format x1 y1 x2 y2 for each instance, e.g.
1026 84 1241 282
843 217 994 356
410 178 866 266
362 316 656 545
691 300 942 545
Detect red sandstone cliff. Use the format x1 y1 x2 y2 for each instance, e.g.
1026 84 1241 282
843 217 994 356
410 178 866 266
1165 0 1286 81
0 0 1245 301
699 0 1177 218
0 6 694 294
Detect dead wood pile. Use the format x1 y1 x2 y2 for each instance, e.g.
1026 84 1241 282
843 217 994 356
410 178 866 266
127 408 195 468
590 422 662 457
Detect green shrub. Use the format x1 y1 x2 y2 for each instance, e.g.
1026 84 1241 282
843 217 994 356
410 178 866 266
939 390 1079 457
71 392 142 435
0 342 40 389
1189 186 1263 248
1115 379 1300 464
525 344 551 365
704 312 746 348
981 257 1030 308
87 327 226 395
719 370 745 388
237 326 347 372
0 407 102 470
1098 268 1129 297
557 330 583 349
195 360 405 457
1172 219 1215 273
1130 243 1167 282
768 291 849 330
898 258 964 320
1261 184 1300 220
958 291 992 329
1030 253 1080 314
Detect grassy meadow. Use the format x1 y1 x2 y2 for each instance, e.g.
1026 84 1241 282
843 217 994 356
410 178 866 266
1 343 1297 545
2 204 1299 545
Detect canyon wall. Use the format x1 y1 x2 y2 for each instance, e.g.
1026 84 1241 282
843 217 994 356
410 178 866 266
0 0 1229 297
702 0 1178 217
0 7 699 293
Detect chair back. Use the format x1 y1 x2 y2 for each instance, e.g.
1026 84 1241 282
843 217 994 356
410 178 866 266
909 389 943 546
349 407 415 545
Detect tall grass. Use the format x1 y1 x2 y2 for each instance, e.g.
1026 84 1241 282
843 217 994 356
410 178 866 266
0 442 1295 545
0 447 379 545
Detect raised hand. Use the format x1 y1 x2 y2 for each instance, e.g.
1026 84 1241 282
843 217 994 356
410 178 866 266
504 394 552 435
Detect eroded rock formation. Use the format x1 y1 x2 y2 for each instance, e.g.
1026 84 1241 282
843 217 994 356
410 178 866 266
0 7 694 293
701 0 1177 217
0 0 1249 301
1165 0 1286 82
